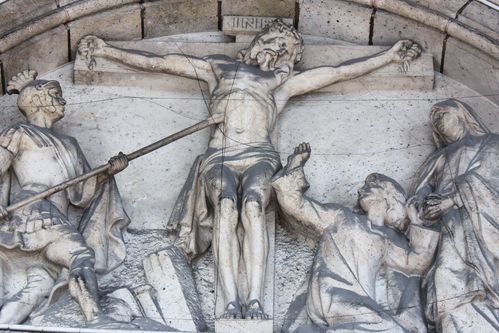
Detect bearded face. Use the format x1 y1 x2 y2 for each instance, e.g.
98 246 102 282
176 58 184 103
241 31 302 72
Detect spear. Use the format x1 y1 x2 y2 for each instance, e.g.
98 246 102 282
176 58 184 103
4 114 224 215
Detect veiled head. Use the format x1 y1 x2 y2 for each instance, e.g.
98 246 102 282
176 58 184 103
237 19 304 72
430 99 488 147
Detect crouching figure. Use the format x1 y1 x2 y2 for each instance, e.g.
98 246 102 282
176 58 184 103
272 143 438 332
0 70 130 326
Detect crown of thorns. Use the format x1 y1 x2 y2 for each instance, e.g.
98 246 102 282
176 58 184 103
256 19 304 62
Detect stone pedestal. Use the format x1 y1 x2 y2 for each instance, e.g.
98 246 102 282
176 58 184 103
215 319 274 333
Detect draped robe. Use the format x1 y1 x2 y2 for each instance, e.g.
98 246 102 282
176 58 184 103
412 133 499 332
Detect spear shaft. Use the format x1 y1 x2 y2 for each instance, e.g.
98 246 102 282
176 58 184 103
5 115 223 214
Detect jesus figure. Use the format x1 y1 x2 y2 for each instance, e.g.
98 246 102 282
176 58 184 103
78 20 421 320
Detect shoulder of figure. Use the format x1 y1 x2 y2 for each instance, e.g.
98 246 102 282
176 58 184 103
0 122 30 141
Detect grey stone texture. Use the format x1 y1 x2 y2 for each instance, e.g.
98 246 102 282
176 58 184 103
458 1 499 42
0 26 68 90
221 0 296 17
411 0 469 17
215 319 273 333
0 0 57 35
373 9 445 69
299 0 372 44
443 37 499 105
67 4 142 58
143 0 218 38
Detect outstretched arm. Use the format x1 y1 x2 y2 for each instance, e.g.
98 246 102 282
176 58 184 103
277 40 421 99
272 143 343 237
78 36 216 89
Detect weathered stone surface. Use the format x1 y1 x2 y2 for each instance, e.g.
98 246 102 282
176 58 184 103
215 319 273 333
143 248 205 332
143 0 218 38
0 26 68 86
443 37 499 105
107 288 143 318
222 0 296 17
56 0 81 6
458 1 499 42
411 0 469 17
373 9 445 69
0 0 57 35
223 15 293 36
68 4 142 57
0 61 4 95
299 0 372 45
132 285 166 325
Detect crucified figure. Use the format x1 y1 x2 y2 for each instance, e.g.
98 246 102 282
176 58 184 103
78 19 421 320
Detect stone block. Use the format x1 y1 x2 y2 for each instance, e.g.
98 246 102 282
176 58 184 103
458 1 499 42
0 26 68 86
68 4 142 58
299 0 372 45
373 9 445 69
143 247 206 332
222 0 296 17
143 0 218 38
215 319 273 333
223 15 293 36
411 0 469 17
0 0 57 35
132 285 166 325
107 288 143 318
443 37 499 105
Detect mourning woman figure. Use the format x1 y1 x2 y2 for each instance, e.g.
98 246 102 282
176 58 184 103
411 99 499 332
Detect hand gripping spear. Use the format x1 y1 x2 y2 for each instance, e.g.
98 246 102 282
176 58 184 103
3 114 224 216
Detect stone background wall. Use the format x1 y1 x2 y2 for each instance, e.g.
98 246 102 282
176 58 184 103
0 0 497 104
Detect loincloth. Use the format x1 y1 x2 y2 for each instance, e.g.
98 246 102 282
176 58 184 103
169 143 282 259
200 143 281 176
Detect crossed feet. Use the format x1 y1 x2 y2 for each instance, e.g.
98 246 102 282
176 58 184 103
220 299 269 320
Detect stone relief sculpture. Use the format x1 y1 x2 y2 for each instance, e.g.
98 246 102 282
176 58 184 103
272 143 439 332
78 19 422 321
411 99 499 333
0 70 130 326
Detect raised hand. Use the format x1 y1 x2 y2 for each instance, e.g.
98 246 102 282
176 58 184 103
423 193 455 220
78 36 108 70
388 40 422 73
107 152 129 176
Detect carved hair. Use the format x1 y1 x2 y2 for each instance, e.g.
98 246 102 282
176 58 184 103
430 99 489 148
365 173 409 231
238 19 304 66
